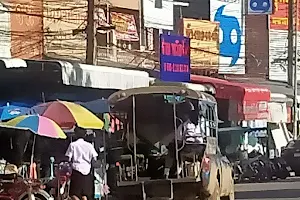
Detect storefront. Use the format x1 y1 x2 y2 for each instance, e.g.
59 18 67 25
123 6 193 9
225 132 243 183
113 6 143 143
191 75 271 121
191 75 272 159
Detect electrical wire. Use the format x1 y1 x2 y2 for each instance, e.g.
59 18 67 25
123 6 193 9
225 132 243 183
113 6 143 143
0 0 283 69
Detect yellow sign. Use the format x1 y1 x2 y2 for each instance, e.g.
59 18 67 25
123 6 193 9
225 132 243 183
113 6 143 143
182 18 219 70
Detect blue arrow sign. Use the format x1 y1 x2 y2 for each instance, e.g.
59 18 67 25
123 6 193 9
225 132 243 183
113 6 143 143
248 0 272 15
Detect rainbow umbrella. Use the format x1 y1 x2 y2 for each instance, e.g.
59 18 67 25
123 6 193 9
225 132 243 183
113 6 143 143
0 115 67 139
30 100 104 130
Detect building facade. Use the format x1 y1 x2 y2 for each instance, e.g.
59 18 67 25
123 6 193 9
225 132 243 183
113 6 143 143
12 0 43 59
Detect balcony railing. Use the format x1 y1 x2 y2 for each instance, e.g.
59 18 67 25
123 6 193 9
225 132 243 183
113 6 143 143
96 46 158 69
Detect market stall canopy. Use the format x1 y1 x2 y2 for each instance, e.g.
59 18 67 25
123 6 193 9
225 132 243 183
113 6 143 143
60 62 149 90
77 99 110 114
271 93 293 105
191 75 270 101
0 115 67 139
0 59 150 90
191 75 271 121
30 100 104 130
0 58 26 69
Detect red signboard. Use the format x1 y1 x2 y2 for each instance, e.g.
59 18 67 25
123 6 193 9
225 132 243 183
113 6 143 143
270 0 300 30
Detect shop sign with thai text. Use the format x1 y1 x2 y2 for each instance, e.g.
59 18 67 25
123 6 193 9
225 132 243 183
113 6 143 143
111 12 139 42
270 0 300 30
182 18 219 71
160 34 190 82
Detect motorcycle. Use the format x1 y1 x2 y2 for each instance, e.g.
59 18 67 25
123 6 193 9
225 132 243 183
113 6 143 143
47 161 72 200
56 162 72 200
0 173 52 200
233 150 273 182
270 157 292 179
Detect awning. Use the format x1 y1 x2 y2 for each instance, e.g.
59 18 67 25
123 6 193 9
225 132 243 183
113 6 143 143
0 58 27 69
271 93 293 105
0 59 150 90
191 75 270 101
191 75 271 121
59 61 149 90
77 99 110 114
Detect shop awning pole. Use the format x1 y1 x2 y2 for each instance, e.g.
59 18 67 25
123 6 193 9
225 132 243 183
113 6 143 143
132 95 138 181
293 0 299 140
288 0 294 86
172 95 180 179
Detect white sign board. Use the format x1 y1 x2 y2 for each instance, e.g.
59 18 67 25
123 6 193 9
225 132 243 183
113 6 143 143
210 0 245 74
143 0 174 30
269 29 300 82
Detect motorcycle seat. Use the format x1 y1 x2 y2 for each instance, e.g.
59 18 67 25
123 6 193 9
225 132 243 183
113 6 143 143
0 173 17 181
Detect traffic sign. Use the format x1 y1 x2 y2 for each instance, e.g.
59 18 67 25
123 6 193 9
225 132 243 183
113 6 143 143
247 0 273 15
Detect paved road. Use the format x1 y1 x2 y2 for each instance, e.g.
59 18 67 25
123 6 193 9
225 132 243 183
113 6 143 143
235 178 300 200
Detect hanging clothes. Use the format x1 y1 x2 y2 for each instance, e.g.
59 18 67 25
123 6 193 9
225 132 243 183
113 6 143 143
103 113 123 133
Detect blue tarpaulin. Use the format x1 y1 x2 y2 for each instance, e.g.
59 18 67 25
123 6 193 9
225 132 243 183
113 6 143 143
77 99 110 114
0 103 30 121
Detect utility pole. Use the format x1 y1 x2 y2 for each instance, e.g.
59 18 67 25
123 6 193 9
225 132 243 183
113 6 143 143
293 0 299 140
139 0 145 50
86 0 96 65
288 0 294 86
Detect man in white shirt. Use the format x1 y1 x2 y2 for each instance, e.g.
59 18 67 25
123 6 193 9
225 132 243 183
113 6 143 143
164 114 204 178
65 127 98 200
178 114 204 143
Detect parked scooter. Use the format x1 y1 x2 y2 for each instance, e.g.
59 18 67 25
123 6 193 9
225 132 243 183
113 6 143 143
56 162 72 200
233 150 292 183
271 157 292 179
0 171 52 200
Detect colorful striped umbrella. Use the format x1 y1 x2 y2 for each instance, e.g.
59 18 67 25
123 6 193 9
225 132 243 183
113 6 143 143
1 115 67 139
30 100 104 130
